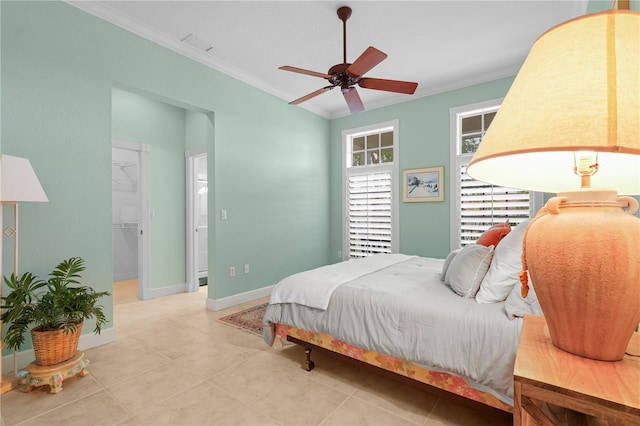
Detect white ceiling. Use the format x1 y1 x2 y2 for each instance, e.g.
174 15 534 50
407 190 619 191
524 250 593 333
68 1 588 119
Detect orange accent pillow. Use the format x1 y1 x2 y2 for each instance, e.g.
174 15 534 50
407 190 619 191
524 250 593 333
476 222 511 247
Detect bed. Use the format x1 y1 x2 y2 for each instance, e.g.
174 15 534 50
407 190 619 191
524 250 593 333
262 220 542 417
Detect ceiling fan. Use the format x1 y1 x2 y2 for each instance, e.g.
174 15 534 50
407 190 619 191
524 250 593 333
279 6 418 114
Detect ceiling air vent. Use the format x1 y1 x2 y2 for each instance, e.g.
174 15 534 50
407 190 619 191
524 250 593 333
181 34 213 53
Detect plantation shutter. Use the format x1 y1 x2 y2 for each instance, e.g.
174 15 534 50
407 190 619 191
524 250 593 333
347 171 392 257
459 164 531 246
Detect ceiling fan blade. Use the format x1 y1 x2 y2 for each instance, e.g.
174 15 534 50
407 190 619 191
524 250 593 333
279 66 332 79
359 78 418 94
289 85 335 105
346 46 388 77
343 87 365 114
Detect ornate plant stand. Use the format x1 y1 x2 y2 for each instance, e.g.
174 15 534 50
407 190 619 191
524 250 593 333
17 351 89 394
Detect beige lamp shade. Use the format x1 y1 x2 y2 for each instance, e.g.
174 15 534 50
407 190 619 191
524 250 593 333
0 154 48 202
467 10 640 195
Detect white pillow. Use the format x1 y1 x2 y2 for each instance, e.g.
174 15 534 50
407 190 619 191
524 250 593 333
504 271 543 319
441 248 462 281
476 219 530 304
444 244 494 298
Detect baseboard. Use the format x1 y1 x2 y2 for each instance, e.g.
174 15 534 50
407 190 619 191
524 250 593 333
113 272 137 282
206 285 274 311
78 326 116 351
142 282 187 300
1 326 116 375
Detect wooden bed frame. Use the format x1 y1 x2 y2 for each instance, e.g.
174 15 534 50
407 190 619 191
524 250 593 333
275 323 513 421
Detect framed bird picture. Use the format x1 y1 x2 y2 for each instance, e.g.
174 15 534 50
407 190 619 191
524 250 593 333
403 166 444 202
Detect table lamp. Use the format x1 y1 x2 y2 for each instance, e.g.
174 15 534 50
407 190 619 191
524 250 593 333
466 6 640 361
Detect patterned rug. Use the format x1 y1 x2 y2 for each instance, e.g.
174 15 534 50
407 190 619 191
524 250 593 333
218 303 268 336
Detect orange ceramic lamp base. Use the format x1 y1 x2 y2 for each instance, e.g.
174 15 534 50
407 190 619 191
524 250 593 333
525 189 640 361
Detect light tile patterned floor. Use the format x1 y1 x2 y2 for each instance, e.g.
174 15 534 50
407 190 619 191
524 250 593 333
112 279 139 305
1 287 512 425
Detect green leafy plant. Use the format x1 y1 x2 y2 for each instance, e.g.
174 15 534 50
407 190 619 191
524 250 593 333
1 257 110 351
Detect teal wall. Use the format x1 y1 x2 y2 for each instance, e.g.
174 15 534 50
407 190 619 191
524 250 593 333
328 0 640 259
1 0 330 355
587 0 640 12
185 110 213 152
329 79 515 260
3 0 636 358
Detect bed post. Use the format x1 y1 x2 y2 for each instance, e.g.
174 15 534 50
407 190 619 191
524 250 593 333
303 348 315 371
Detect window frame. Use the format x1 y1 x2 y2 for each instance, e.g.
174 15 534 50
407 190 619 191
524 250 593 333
449 100 542 250
342 120 399 260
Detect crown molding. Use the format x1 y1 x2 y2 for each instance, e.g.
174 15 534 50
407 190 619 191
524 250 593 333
65 1 331 118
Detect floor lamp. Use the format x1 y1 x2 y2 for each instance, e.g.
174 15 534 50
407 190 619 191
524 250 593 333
0 154 48 386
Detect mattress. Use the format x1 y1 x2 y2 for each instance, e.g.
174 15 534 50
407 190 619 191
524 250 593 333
263 254 523 405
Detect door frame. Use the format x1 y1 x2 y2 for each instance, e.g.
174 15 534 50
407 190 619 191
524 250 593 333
185 147 207 293
112 140 150 300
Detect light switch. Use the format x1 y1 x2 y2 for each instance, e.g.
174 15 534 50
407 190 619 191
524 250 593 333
220 210 228 220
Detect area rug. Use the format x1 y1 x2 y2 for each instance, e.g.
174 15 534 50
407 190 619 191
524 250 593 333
218 303 268 336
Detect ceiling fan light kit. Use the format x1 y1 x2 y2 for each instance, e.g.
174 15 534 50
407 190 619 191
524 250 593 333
280 6 418 114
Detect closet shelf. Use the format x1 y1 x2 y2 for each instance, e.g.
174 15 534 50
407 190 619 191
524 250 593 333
112 222 138 229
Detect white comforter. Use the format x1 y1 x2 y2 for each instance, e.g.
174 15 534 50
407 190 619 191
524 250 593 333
263 254 522 405
269 254 415 309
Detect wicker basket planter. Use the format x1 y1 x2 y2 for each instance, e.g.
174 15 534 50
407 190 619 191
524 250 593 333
1 258 110 367
31 323 83 366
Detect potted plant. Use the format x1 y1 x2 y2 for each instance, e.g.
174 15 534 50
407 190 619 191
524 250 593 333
1 257 110 366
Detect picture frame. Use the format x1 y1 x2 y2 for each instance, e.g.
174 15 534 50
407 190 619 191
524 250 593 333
402 166 444 202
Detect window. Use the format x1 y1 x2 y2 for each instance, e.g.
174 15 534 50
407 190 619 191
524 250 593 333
450 101 541 248
343 120 399 259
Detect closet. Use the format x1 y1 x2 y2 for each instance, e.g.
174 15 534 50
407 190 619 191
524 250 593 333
112 147 139 282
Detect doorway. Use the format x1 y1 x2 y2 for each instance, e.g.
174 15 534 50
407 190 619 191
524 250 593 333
186 150 208 292
112 141 150 301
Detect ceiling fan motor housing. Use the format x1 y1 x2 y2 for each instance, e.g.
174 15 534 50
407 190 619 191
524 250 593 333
328 63 359 90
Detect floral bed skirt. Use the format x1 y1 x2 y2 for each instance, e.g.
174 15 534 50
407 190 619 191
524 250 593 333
275 323 512 413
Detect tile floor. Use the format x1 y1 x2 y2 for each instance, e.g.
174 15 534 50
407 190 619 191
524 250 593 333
1 286 512 426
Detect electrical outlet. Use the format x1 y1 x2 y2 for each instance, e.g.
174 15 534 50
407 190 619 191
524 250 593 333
244 264 250 274
229 266 235 277
338 251 342 259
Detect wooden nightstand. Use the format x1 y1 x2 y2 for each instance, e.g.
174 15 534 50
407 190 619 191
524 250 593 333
514 315 640 425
